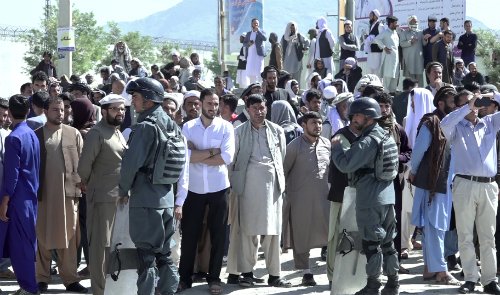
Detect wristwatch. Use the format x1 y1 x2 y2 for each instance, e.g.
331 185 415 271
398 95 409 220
209 149 214 157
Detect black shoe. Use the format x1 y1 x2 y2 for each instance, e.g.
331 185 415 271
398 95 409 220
50 267 58 275
447 255 462 271
252 275 265 283
66 282 88 293
301 273 317 286
38 282 48 293
321 246 327 261
227 274 240 284
239 273 254 288
192 271 207 283
458 281 476 294
484 281 500 295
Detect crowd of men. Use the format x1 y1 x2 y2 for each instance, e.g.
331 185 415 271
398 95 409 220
2 7 500 295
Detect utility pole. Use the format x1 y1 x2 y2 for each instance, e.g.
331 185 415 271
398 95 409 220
218 0 226 74
57 0 72 77
44 0 51 50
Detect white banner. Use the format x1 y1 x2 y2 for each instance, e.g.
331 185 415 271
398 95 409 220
355 0 466 55
57 27 75 52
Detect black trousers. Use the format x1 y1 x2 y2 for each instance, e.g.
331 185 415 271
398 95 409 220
393 178 403 260
179 189 228 286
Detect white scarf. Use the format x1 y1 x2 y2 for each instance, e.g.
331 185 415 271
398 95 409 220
404 88 436 148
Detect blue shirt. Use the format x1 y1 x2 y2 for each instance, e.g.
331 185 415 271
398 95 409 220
440 105 500 177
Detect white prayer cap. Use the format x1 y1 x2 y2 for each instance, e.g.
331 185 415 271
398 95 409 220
345 57 357 66
171 50 180 56
323 86 338 100
408 15 418 22
332 92 354 105
99 94 125 106
183 90 200 100
455 58 464 64
164 93 183 112
344 20 353 26
371 9 381 18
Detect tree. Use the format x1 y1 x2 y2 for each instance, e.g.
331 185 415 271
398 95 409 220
22 5 109 76
205 49 237 79
100 22 158 70
476 29 500 85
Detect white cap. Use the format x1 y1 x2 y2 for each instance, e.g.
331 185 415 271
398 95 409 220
371 9 381 18
99 94 125 106
323 86 338 100
345 57 357 66
332 92 354 105
183 90 200 99
164 93 183 112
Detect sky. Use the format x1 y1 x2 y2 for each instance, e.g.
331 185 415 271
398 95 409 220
2 0 499 31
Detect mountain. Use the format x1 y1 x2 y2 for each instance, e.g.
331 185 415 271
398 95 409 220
116 0 500 43
117 0 338 43
468 16 500 35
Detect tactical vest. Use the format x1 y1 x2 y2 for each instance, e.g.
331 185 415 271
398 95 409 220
140 116 186 185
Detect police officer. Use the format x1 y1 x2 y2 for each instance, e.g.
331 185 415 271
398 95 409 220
119 77 182 295
331 97 399 295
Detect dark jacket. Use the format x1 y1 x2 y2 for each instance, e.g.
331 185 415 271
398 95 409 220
30 60 57 78
462 72 485 86
244 30 267 57
432 40 454 84
334 66 363 93
328 126 358 202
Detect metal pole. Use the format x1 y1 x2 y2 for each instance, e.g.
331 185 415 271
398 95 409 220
57 0 72 77
219 0 226 74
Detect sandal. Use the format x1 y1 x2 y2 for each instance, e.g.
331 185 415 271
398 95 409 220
400 248 409 259
209 281 222 295
435 274 461 286
268 277 292 288
239 276 254 288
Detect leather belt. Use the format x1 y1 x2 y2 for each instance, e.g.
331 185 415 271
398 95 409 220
456 174 495 183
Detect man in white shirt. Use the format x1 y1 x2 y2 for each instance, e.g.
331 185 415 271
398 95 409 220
177 88 235 295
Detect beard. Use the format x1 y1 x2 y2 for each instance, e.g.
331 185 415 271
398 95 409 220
106 113 123 126
306 129 321 138
444 105 454 115
202 108 216 120
47 116 62 126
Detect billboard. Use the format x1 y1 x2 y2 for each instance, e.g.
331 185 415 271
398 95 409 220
224 0 264 65
355 0 466 56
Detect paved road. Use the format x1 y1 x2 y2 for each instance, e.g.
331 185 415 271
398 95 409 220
0 247 480 294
